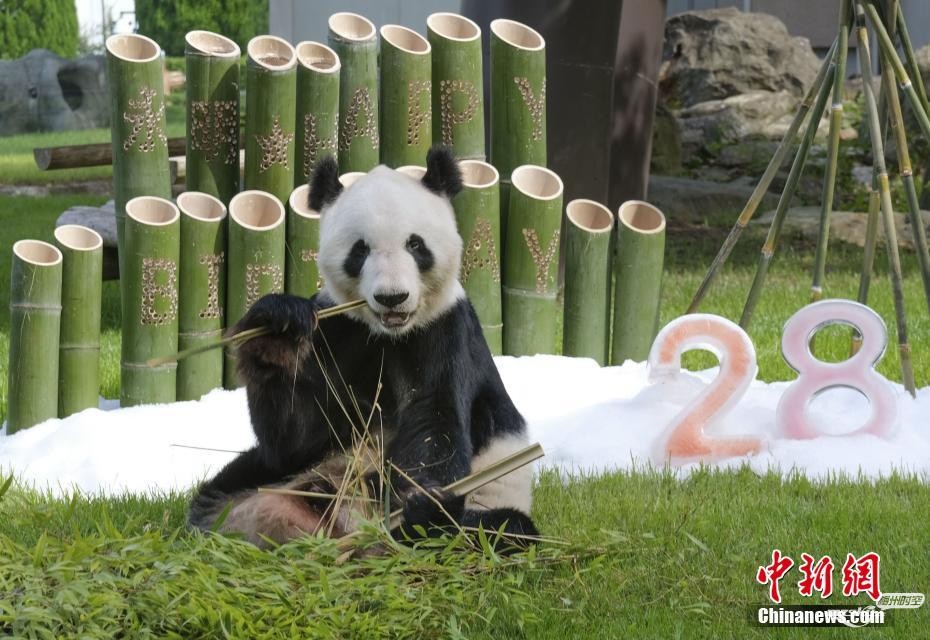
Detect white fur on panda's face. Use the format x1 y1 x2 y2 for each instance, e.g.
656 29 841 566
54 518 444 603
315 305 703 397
317 166 464 337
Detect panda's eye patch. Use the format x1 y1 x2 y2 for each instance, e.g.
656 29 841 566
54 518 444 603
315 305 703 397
406 234 434 272
343 239 370 278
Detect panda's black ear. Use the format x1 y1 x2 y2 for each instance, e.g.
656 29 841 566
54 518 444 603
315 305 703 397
309 155 343 211
421 146 463 198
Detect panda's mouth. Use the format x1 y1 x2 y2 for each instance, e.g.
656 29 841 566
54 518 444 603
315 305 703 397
379 311 412 328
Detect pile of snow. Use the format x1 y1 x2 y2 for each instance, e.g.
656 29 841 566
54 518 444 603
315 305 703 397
2 355 929 497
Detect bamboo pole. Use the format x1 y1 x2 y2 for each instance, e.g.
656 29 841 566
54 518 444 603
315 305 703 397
502 165 563 356
106 33 172 291
452 160 503 354
328 12 380 172
185 30 241 205
563 199 613 365
121 197 180 407
739 61 836 330
855 1 916 396
7 241 62 433
612 201 666 364
177 192 227 401
896 9 930 116
244 35 297 208
54 225 102 418
490 19 546 224
687 38 838 313
224 190 286 388
295 41 340 187
286 184 322 297
379 25 432 168
427 12 485 160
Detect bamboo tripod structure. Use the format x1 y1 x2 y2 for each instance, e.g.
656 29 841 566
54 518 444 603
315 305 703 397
687 0 930 396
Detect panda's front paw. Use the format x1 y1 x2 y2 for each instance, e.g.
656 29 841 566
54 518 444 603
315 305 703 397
398 484 465 538
232 293 317 342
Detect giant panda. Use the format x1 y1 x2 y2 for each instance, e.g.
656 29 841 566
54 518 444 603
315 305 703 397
189 147 538 548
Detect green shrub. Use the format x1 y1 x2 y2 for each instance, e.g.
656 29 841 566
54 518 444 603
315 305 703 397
136 0 268 56
0 0 79 59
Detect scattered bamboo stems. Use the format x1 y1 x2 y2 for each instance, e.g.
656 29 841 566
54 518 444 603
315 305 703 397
295 41 340 186
286 184 322 297
54 225 103 418
7 240 62 433
895 9 930 115
184 30 241 204
379 25 432 168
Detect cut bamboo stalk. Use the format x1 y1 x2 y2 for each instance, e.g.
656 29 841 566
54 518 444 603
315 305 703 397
502 165 563 356
106 33 172 291
855 1 916 396
395 165 426 179
7 240 62 433
185 30 241 205
452 160 503 354
563 199 613 365
687 38 838 313
121 197 180 407
739 60 835 330
177 192 227 401
295 41 340 187
54 225 102 418
379 25 432 168
286 184 322 297
328 12 380 172
224 190 286 388
427 12 485 160
339 171 366 188
490 19 546 224
611 201 666 364
244 35 297 208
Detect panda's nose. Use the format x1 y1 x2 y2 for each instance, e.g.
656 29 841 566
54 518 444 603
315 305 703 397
374 291 409 308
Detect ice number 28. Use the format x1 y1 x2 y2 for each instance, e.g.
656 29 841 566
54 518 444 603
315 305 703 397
776 299 897 439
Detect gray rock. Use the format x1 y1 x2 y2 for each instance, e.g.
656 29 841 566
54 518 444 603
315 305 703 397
754 205 930 250
647 174 778 222
0 49 109 136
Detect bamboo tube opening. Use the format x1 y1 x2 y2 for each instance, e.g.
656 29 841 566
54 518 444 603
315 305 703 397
229 190 286 230
396 165 426 179
54 225 103 251
618 200 666 235
177 191 227 222
566 199 613 233
460 160 499 188
126 196 180 226
380 25 430 54
427 13 481 42
289 184 320 219
511 165 563 200
247 35 297 70
490 19 544 51
13 239 62 266
329 12 376 42
106 33 160 62
185 30 240 57
339 172 366 188
296 41 340 73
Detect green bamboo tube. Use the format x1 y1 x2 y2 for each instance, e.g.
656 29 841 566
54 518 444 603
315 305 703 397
490 19 546 223
244 35 297 208
563 199 613 365
185 30 241 205
611 201 666 364
379 25 432 168
295 41 340 187
121 197 180 407
224 190 286 388
177 192 227 401
106 33 172 282
286 184 322 297
453 160 503 354
502 165 563 356
395 165 426 179
328 12 380 172
339 171 366 188
54 225 103 418
7 240 62 433
427 12 485 160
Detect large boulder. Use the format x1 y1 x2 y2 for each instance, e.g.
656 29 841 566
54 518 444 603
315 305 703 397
0 49 109 136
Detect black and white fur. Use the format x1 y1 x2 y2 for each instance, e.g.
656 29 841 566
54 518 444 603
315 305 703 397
189 147 538 548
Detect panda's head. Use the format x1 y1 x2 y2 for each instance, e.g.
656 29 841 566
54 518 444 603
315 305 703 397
311 147 464 337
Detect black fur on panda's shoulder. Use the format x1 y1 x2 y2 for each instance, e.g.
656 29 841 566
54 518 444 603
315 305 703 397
421 146 463 199
309 155 343 211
